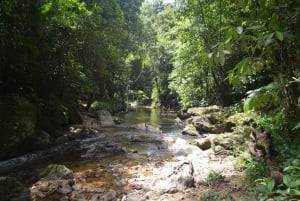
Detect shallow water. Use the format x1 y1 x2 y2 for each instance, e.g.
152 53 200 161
0 108 186 186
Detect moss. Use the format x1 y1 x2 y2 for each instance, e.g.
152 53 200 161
39 164 73 180
0 177 27 201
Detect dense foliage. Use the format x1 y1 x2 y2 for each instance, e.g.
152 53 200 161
0 0 144 158
140 1 300 199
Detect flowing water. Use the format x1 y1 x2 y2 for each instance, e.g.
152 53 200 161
0 108 187 187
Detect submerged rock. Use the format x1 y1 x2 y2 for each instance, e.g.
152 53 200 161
133 123 161 133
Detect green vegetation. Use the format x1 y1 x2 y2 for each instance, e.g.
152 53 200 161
0 177 27 201
206 170 224 187
0 0 299 199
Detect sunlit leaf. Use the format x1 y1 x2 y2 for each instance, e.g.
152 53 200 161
41 3 52 15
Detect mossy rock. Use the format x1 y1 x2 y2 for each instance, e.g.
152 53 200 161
187 105 222 116
0 177 27 201
39 164 74 180
227 112 255 127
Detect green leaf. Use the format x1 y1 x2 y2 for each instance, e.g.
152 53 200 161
275 31 284 41
283 175 292 187
267 179 275 192
291 189 300 196
292 122 300 130
219 51 225 66
41 3 52 15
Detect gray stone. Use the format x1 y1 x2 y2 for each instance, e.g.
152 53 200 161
102 189 117 201
58 184 72 195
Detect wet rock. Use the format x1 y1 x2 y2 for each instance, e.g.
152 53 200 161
102 189 117 201
39 164 74 180
133 123 161 133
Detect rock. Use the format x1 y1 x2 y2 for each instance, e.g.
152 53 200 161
182 124 200 136
175 117 184 128
91 194 100 201
196 138 213 151
213 134 236 150
39 164 74 180
113 178 128 187
227 112 254 126
150 161 194 195
59 196 69 201
97 110 116 127
58 183 72 195
133 123 161 133
191 116 214 133
102 189 117 201
187 105 221 116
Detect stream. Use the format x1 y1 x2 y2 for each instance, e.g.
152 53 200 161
1 108 244 201
0 108 194 199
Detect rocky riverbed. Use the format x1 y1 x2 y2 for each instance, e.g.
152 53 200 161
1 107 261 201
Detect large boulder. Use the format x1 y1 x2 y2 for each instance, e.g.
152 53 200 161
189 112 233 134
151 161 194 194
97 110 116 127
